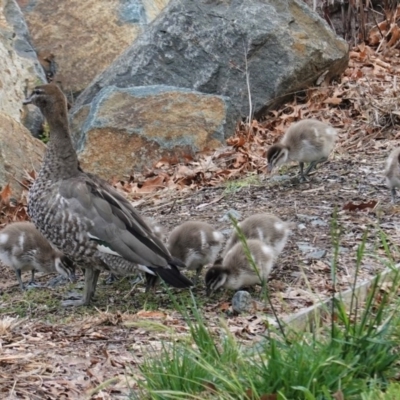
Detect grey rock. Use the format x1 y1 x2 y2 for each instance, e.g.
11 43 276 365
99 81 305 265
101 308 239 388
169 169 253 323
4 0 45 69
297 242 316 253
18 0 167 95
297 242 326 259
269 175 292 182
296 214 328 227
221 228 233 236
221 209 242 222
73 0 348 124
2 0 46 136
232 290 253 314
339 246 349 254
306 249 327 259
311 219 328 227
71 85 230 179
296 214 319 222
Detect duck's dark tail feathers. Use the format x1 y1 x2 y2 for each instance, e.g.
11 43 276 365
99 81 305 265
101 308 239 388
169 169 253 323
148 264 193 289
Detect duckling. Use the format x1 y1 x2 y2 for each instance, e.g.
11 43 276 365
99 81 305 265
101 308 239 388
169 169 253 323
224 213 291 257
266 119 337 181
0 222 76 290
384 148 400 203
205 239 274 295
168 221 224 283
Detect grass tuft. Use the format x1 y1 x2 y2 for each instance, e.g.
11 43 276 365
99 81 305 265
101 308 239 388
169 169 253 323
134 215 400 400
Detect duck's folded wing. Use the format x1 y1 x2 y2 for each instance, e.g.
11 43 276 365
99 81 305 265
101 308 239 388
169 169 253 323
59 178 170 268
83 170 172 256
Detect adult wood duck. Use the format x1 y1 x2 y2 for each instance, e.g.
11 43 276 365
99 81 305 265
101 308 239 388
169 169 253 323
23 84 192 306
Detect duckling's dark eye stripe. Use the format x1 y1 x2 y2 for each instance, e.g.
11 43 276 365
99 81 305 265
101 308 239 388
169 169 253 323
271 151 284 165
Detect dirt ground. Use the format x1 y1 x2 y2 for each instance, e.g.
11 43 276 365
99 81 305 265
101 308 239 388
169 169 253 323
1 132 400 399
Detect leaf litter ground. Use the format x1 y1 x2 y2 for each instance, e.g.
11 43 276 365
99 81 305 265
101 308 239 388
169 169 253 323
1 43 400 398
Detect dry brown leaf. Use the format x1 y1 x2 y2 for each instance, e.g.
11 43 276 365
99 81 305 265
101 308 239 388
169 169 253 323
0 183 12 204
227 135 246 148
135 310 167 319
343 200 377 212
219 302 230 312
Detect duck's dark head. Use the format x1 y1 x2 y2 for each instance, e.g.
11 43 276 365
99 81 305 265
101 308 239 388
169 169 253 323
56 254 77 283
205 265 227 296
23 84 67 117
266 144 289 172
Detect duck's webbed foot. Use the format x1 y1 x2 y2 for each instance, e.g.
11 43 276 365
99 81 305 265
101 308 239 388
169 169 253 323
391 188 397 204
62 268 99 307
145 272 159 293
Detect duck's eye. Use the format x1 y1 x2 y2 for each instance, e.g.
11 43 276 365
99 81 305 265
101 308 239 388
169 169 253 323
33 88 44 95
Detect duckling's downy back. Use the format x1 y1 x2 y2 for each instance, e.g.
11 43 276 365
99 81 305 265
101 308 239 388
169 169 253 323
168 221 223 272
282 119 337 162
0 222 60 271
0 221 76 289
385 148 400 203
206 239 274 293
224 213 290 257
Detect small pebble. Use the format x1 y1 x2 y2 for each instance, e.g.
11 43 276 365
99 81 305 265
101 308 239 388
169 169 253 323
306 249 327 260
232 290 253 314
220 209 242 222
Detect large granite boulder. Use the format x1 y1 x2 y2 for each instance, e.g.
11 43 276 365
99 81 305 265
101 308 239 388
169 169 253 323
16 0 170 97
1 0 46 136
71 85 231 179
73 0 349 119
0 112 45 196
0 1 46 197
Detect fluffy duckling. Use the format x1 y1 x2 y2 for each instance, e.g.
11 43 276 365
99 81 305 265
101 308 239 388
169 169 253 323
205 239 274 295
168 221 224 283
224 213 291 257
0 222 76 290
384 148 400 203
267 119 337 181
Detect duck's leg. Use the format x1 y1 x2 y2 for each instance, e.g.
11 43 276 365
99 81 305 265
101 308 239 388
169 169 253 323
304 157 329 178
298 162 307 182
15 270 25 291
26 269 42 288
194 266 203 285
391 188 397 204
145 272 158 293
90 269 100 299
28 269 35 285
62 268 98 306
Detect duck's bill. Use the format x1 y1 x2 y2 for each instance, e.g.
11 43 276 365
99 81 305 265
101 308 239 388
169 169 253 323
267 164 274 173
22 95 33 105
